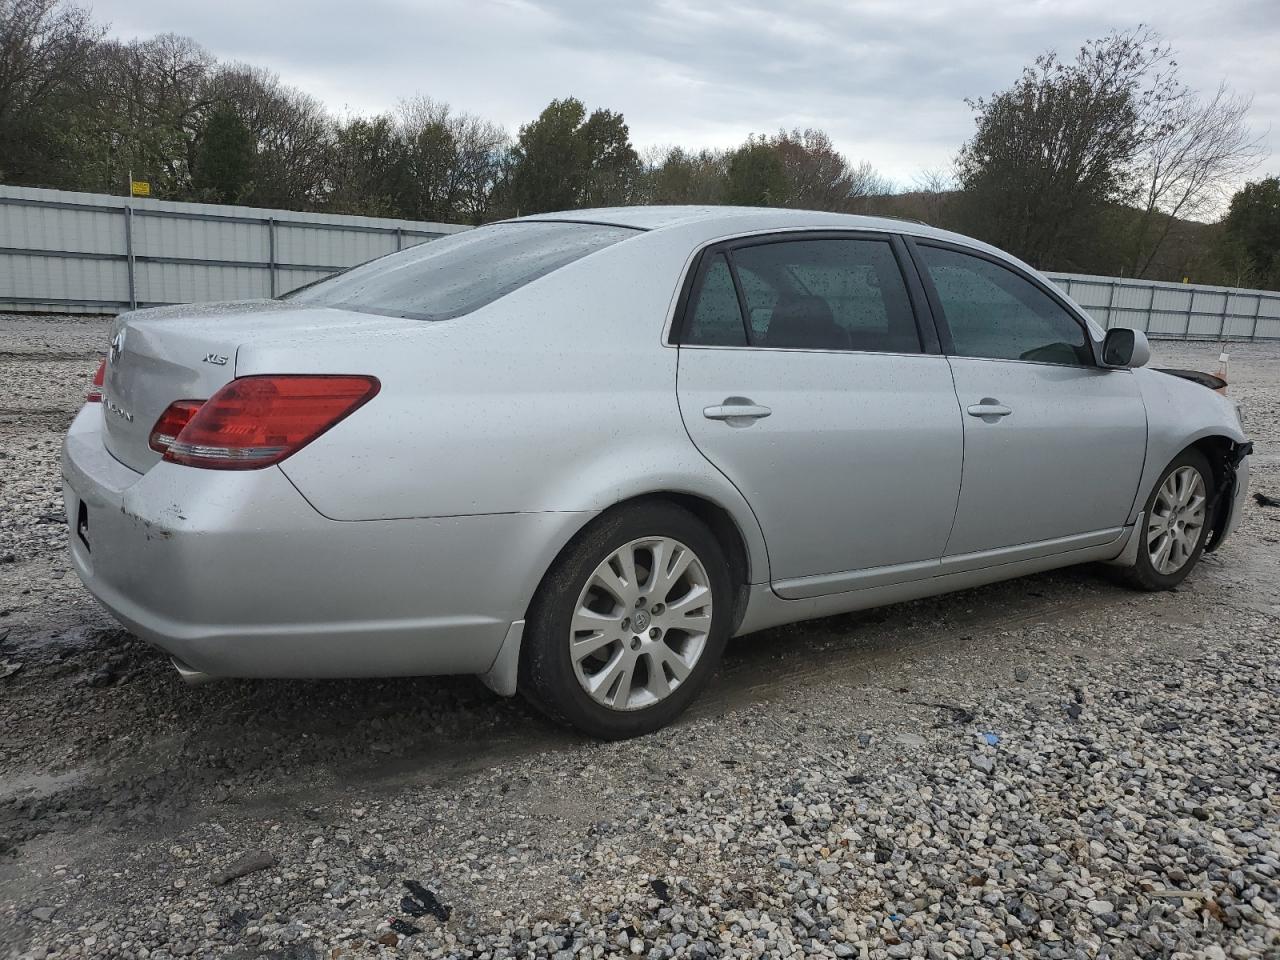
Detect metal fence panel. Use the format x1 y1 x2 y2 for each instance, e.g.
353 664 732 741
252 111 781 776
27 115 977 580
3 189 1277 340
0 185 466 313
1046 272 1280 341
0 250 127 305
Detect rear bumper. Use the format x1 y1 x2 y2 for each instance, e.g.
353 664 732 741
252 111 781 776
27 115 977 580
61 405 588 680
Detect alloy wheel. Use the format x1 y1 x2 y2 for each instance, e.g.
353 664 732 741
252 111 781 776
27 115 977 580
569 536 714 711
1146 465 1207 575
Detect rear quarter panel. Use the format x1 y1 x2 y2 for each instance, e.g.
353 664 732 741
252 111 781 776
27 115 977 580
239 229 771 581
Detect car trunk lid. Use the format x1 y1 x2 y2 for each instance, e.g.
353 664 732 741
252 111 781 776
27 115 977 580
100 300 415 472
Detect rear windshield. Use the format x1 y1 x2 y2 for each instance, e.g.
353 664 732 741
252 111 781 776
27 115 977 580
284 221 639 321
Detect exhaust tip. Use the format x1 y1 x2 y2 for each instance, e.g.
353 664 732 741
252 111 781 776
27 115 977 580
171 656 218 686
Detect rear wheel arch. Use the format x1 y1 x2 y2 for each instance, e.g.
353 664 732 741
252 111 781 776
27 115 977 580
517 496 737 737
524 491 756 635
651 492 753 633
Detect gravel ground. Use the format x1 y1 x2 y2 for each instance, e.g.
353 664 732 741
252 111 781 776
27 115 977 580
1 313 1277 960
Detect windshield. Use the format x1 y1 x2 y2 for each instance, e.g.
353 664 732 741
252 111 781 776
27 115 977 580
284 220 640 320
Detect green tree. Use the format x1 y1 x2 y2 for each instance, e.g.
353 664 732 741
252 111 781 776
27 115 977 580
1219 177 1280 289
192 104 255 203
642 146 729 204
505 97 639 215
397 96 508 224
325 114 409 217
955 29 1167 270
723 138 787 206
580 107 638 206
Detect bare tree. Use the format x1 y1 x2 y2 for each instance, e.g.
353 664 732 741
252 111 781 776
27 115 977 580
0 0 102 184
955 27 1174 269
770 128 889 211
902 167 957 227
397 95 509 223
93 34 215 194
210 63 333 208
1128 83 1267 276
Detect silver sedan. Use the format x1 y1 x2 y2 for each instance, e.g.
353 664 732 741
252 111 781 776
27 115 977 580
62 206 1252 738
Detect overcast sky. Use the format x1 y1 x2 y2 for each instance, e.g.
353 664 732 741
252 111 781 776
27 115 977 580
88 0 1277 188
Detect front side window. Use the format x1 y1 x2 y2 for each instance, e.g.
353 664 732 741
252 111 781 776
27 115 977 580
730 238 921 352
916 245 1091 365
286 221 638 321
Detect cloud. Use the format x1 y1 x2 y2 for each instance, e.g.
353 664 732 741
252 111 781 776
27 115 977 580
91 0 1277 186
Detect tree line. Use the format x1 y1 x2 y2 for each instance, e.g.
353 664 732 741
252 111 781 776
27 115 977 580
2 0 1276 288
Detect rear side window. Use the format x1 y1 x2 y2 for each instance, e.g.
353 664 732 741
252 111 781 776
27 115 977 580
916 245 1091 365
285 221 638 321
685 254 748 346
732 239 920 352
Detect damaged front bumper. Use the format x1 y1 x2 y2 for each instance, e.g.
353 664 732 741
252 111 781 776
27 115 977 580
1206 440 1252 553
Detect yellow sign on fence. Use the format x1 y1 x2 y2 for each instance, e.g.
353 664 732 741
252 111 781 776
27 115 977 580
130 180 151 197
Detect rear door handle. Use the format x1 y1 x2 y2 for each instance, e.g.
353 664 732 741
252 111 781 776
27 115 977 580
966 398 1013 419
703 398 772 422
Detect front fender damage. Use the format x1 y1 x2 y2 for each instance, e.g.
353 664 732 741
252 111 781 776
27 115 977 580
1205 440 1253 553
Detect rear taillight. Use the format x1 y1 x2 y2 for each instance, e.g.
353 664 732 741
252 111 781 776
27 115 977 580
87 359 106 403
162 375 380 470
149 400 205 453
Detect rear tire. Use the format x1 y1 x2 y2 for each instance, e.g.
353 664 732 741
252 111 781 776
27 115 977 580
519 502 732 740
1121 449 1215 591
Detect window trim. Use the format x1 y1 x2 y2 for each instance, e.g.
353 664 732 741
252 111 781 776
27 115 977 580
903 237 1100 368
669 230 943 355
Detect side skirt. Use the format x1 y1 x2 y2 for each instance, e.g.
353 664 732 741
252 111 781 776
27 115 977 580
736 532 1131 637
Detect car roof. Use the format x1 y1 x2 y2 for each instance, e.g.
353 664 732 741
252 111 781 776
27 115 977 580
508 205 1101 338
511 205 991 250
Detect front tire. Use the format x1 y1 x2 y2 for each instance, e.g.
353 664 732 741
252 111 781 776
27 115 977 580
1122 449 1215 591
519 502 732 739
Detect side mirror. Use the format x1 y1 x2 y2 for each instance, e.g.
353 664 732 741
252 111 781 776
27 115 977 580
1102 328 1150 368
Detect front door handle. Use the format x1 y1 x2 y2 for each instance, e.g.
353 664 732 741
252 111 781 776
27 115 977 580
966 398 1013 419
704 398 772 422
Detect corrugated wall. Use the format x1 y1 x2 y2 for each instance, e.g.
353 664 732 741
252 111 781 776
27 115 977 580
3 186 1278 340
1046 272 1280 341
0 185 467 314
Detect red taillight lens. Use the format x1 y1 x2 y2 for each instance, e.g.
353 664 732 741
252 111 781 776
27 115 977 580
87 359 106 403
149 400 205 453
162 375 380 470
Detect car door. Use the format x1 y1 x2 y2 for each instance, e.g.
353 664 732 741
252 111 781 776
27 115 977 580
674 232 964 598
908 240 1147 559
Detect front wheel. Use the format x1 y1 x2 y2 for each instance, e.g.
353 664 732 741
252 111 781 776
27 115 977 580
1122 449 1215 591
519 502 732 739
